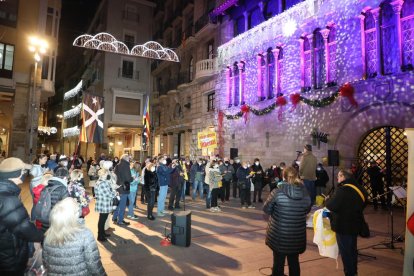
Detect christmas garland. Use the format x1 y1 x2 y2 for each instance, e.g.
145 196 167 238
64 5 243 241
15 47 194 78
225 83 357 120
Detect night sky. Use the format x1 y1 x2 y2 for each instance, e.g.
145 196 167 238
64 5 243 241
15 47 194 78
55 0 101 89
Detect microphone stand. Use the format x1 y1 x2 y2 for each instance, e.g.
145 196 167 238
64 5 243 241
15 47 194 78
372 187 404 252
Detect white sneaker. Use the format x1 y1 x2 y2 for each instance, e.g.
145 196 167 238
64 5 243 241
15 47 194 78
210 208 216 212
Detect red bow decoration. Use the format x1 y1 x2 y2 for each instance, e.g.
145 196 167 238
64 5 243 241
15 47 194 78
240 104 250 124
276 96 287 121
290 93 301 109
339 83 358 107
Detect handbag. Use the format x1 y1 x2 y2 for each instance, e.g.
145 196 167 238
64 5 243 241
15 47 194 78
112 195 120 208
81 206 90 217
344 184 370 238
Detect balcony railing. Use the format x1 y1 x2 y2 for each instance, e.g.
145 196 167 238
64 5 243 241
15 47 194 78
195 12 217 33
195 59 216 80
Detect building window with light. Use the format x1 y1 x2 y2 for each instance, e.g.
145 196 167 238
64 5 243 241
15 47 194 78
380 2 398 75
232 62 240 106
275 46 284 97
314 29 325 89
363 10 377 78
0 43 14 78
207 92 215 112
401 1 414 71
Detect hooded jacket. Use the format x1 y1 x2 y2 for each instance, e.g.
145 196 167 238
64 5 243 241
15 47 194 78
326 178 368 235
0 179 44 273
263 182 311 254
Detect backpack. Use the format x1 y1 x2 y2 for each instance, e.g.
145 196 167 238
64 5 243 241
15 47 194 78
33 185 61 224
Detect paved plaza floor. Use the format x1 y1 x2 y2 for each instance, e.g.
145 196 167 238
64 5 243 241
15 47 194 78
20 182 405 275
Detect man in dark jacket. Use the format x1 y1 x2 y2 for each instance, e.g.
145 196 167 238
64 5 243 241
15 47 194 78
251 158 265 203
168 159 183 210
315 163 329 196
326 169 368 276
219 157 235 201
236 162 253 208
366 160 386 210
0 157 44 275
190 158 205 201
232 157 241 198
156 157 175 216
113 154 133 225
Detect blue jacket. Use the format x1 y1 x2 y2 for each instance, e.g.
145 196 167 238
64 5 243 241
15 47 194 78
156 164 175 187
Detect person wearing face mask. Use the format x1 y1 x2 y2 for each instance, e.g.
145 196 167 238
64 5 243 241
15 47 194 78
0 157 44 275
112 157 120 168
144 163 158 220
54 155 70 174
209 161 223 212
156 157 175 217
168 159 183 210
236 161 254 209
232 157 241 198
190 158 205 201
220 157 234 202
251 158 265 203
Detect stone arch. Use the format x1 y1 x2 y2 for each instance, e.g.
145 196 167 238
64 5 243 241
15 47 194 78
334 101 414 164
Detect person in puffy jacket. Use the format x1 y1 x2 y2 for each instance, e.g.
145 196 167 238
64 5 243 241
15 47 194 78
263 166 311 276
43 197 106 275
0 158 44 275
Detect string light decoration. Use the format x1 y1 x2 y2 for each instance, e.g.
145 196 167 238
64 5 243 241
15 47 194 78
64 80 83 100
63 126 80 138
63 103 82 119
73 32 179 62
224 82 355 120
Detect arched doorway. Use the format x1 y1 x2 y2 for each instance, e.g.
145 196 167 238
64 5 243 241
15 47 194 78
357 126 408 207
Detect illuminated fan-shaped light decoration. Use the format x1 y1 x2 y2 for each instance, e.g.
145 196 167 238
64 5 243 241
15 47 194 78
64 103 83 119
73 32 179 62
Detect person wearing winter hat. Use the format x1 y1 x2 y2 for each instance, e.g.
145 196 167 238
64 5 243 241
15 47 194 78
54 154 69 173
0 158 44 275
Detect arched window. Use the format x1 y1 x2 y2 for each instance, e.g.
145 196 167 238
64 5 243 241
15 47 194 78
257 53 265 100
233 62 240 106
401 0 414 70
364 10 378 78
314 29 325 89
267 47 275 99
303 36 312 90
189 57 194 81
380 1 398 74
327 26 337 83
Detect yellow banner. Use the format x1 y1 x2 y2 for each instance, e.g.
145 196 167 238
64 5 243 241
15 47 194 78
197 131 217 149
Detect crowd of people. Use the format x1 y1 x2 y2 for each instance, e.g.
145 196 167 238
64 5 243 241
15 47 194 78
0 143 378 275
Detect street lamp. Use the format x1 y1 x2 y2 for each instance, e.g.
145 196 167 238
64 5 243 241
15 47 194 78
27 36 48 162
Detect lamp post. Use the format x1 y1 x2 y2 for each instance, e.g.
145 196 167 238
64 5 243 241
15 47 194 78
28 36 48 162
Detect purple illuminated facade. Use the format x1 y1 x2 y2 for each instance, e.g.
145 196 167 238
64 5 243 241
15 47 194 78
215 0 414 172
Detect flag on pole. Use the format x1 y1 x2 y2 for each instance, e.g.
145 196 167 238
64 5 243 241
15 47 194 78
142 97 150 150
80 93 104 143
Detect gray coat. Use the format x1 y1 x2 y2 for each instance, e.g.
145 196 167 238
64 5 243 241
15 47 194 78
43 228 106 276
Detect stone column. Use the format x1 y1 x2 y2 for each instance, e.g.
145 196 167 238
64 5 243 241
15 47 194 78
226 66 232 107
243 11 249 32
371 8 381 75
391 0 404 72
320 28 330 84
257 54 263 100
404 128 414 275
358 14 367 79
238 61 245 105
272 47 281 96
299 38 305 88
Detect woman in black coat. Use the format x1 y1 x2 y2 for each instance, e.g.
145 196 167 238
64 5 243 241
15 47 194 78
144 163 158 220
263 166 311 276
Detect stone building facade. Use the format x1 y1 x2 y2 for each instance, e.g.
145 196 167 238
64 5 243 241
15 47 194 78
216 0 413 190
0 0 61 161
151 0 219 158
